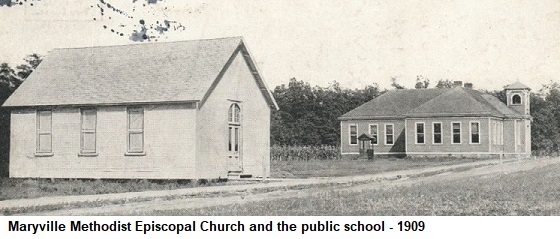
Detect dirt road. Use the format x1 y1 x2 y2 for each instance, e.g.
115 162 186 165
17 157 560 216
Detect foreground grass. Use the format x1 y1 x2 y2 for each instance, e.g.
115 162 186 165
162 162 560 216
1 157 477 201
0 178 232 201
271 157 476 178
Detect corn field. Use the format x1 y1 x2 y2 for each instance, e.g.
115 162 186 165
271 145 341 161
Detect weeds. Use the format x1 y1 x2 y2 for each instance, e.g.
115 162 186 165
270 158 468 178
0 178 225 201
271 145 341 161
162 162 560 216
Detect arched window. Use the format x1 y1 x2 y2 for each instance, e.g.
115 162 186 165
228 103 241 124
512 94 522 105
228 103 242 166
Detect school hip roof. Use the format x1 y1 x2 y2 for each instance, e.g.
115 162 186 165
338 87 527 120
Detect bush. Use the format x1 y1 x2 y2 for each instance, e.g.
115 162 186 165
271 145 341 161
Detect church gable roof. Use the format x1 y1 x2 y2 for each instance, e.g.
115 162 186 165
2 37 278 110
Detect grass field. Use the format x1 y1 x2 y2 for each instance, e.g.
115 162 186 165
0 157 475 201
158 161 560 216
0 178 234 201
270 157 475 178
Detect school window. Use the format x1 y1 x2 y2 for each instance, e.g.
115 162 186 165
492 121 504 145
499 121 504 145
36 110 52 154
452 122 461 144
470 122 480 144
369 124 378 145
349 125 357 145
127 107 144 153
433 122 442 144
516 121 522 146
492 122 495 144
492 121 497 144
80 108 97 154
385 124 394 145
416 122 425 144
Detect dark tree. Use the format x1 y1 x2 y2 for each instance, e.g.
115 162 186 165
0 0 12 7
16 53 42 80
435 79 455 88
0 54 43 177
271 78 382 146
488 82 560 155
0 63 20 90
0 64 17 177
390 77 405 89
414 75 430 89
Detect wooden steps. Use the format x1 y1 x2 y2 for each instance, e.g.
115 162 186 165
227 171 253 179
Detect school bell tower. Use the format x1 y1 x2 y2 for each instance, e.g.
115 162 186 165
504 81 530 116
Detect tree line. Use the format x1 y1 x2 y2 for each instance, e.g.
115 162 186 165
271 78 383 146
0 54 43 177
270 76 473 146
271 77 560 156
1 55 560 172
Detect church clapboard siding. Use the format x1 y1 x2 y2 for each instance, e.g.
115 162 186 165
2 37 278 179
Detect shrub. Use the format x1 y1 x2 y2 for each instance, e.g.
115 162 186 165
271 145 341 161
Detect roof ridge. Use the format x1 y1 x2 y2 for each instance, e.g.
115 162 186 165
408 87 498 115
468 91 503 114
462 88 499 112
479 93 525 117
339 88 449 119
339 87 529 120
408 87 458 113
2 36 257 107
52 36 244 51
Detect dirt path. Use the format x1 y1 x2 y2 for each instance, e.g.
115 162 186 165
20 157 560 216
1 158 507 215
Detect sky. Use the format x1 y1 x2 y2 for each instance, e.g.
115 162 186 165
1 0 559 91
